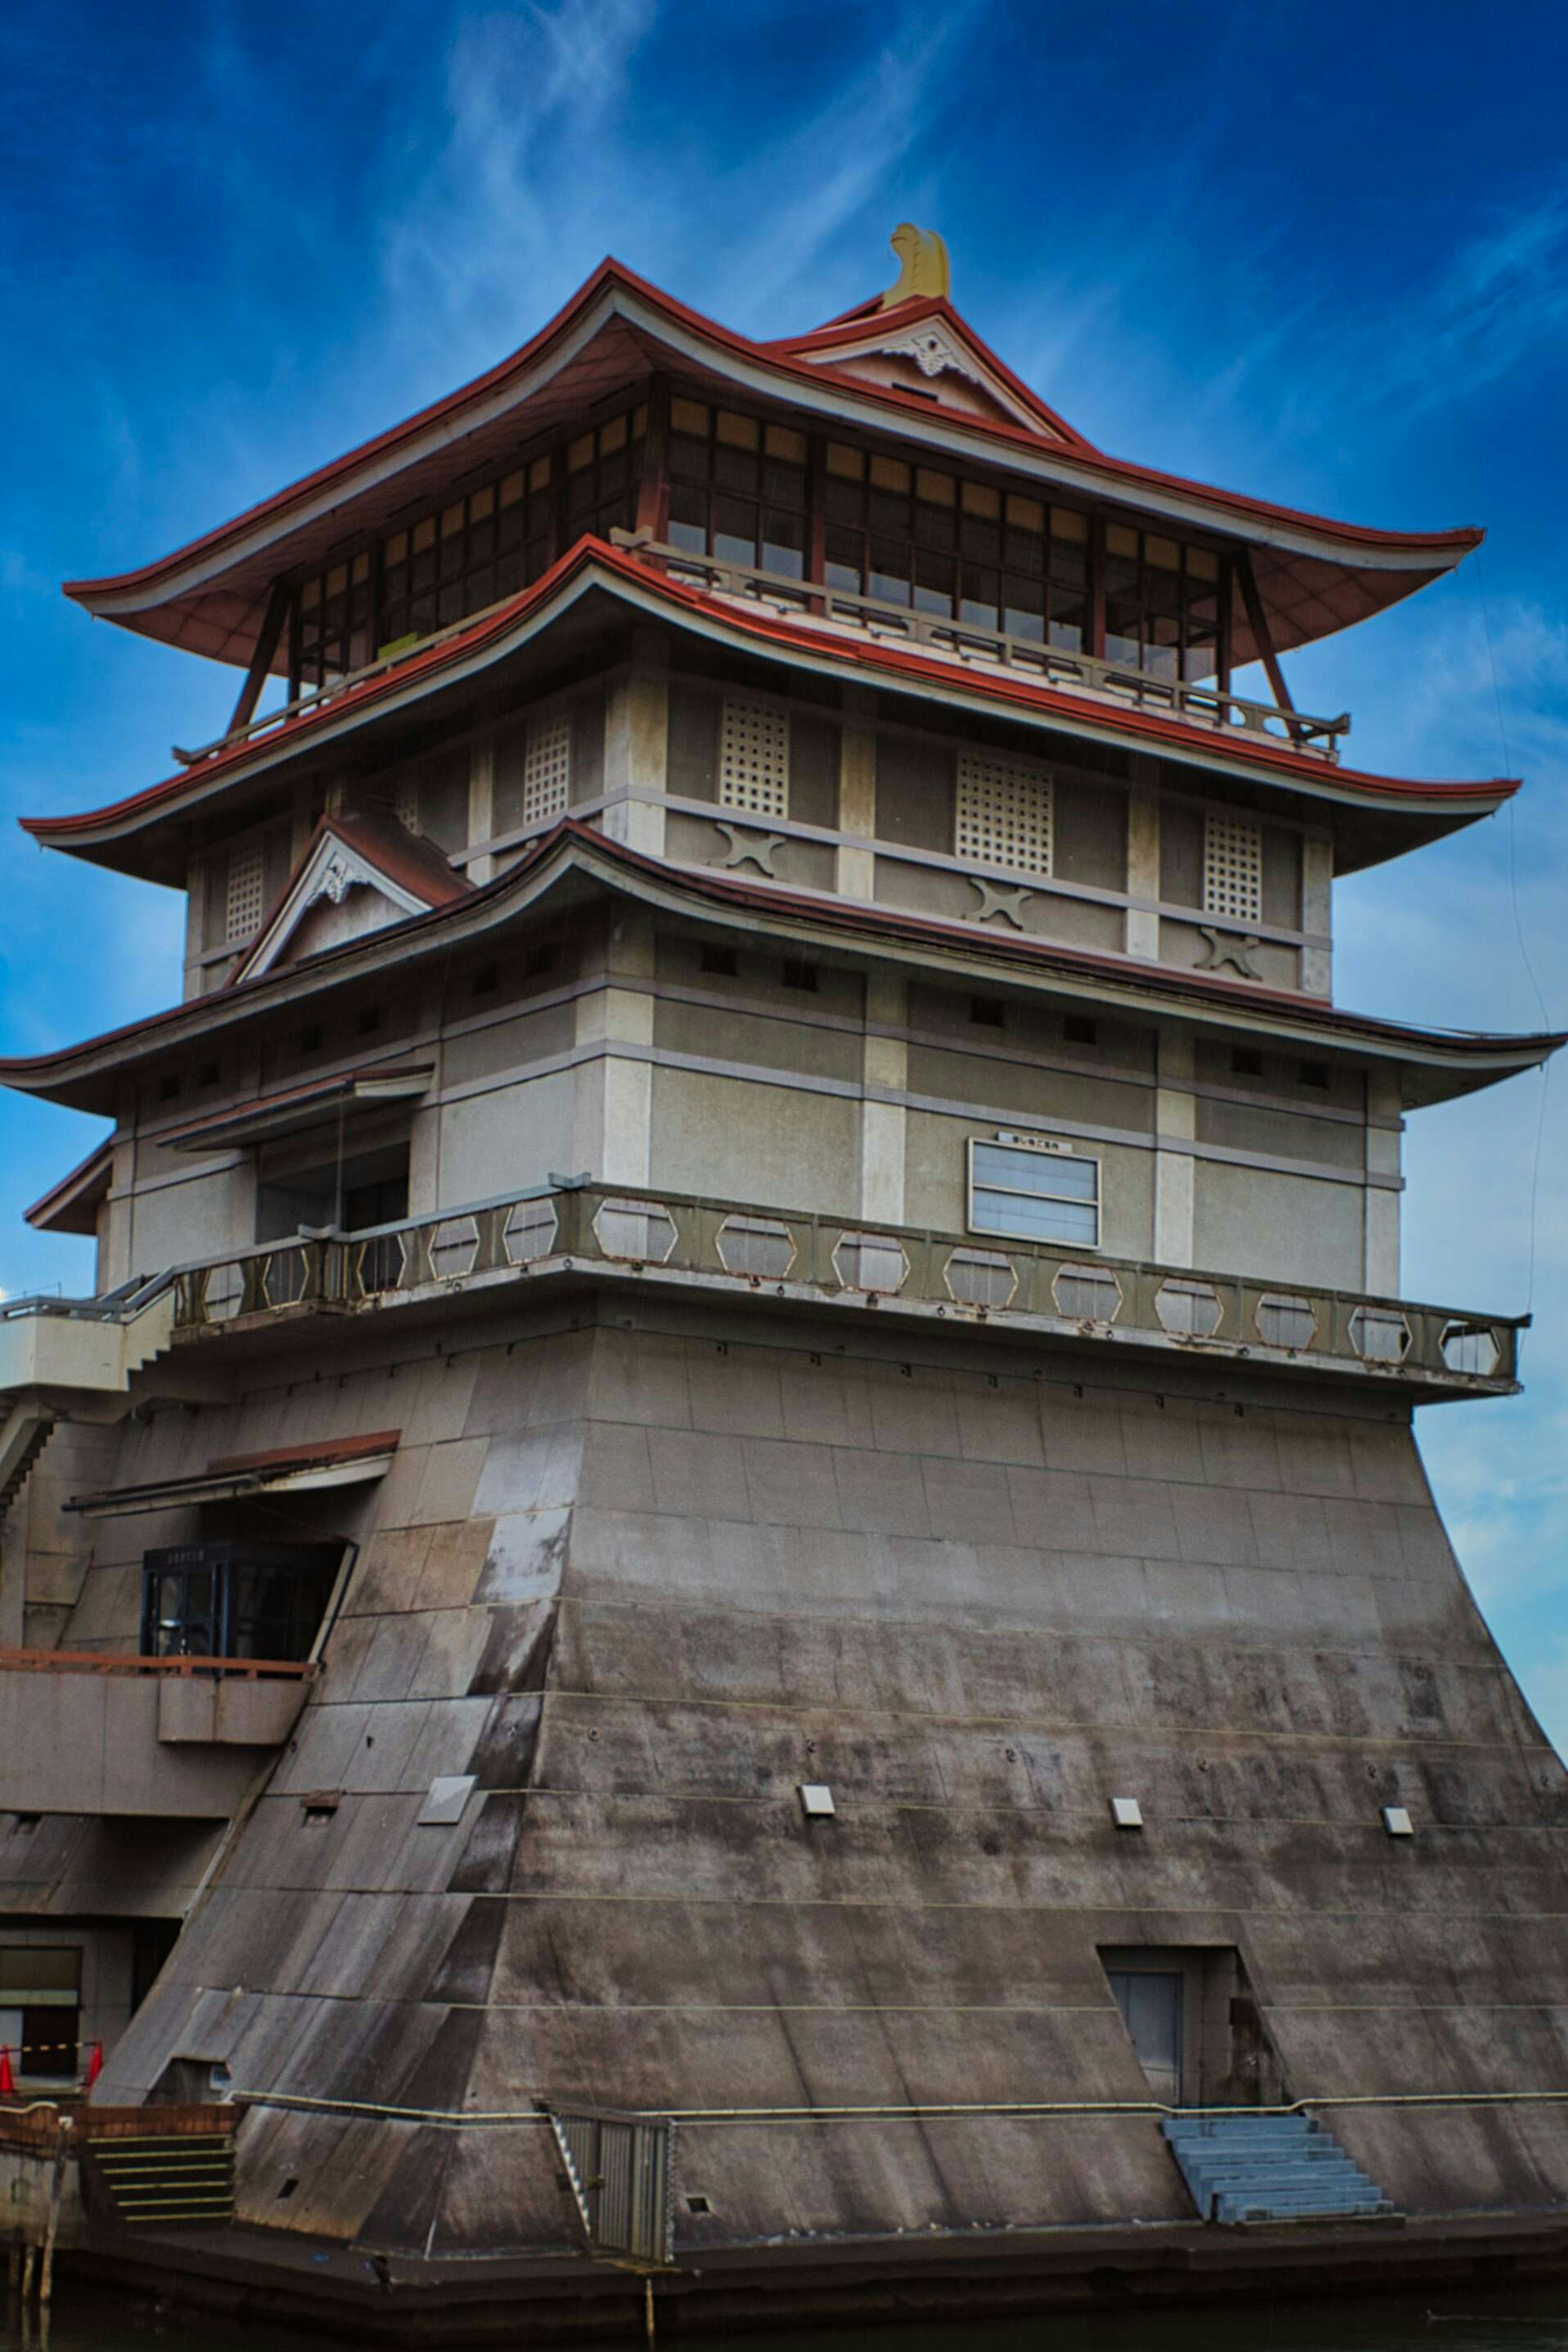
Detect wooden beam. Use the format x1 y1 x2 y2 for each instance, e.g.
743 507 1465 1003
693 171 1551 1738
1234 548 1303 740
635 378 670 541
225 579 290 739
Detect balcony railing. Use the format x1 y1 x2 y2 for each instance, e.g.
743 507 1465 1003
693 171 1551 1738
163 1182 1519 1396
169 537 1348 772
624 535 1348 762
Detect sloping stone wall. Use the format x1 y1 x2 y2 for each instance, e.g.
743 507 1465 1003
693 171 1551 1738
72 1299 1568 2256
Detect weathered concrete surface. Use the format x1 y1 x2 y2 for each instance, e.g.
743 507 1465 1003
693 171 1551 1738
43 1292 1568 2307
0 1668 276 1815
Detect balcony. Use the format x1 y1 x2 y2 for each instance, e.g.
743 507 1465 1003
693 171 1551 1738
169 539 1348 776
0 1650 314 1818
160 1181 1518 1399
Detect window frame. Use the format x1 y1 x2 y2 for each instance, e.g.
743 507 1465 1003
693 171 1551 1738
967 1134 1102 1251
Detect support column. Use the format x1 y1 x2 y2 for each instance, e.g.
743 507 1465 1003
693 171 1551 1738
837 688 876 901
573 908 655 1185
1301 832 1333 998
182 860 208 1002
860 972 907 1223
603 633 669 858
1126 759 1160 962
1364 1068 1403 1294
467 735 497 884
1153 1028 1196 1267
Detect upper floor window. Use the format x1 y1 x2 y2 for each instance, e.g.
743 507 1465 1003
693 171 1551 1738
565 406 648 545
719 696 791 819
1104 525 1220 683
822 446 1090 650
969 1136 1100 1247
1203 811 1263 925
668 401 808 578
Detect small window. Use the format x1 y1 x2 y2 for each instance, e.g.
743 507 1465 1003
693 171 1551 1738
225 842 266 942
1297 1059 1330 1090
196 1059 220 1088
1231 1048 1263 1078
521 714 573 826
296 1024 324 1056
356 1005 382 1036
782 960 818 992
1203 812 1263 926
701 945 739 977
158 1072 182 1103
970 996 1004 1028
969 1138 1099 1248
471 965 500 997
719 697 790 820
523 943 557 978
955 753 1052 879
1063 1015 1098 1045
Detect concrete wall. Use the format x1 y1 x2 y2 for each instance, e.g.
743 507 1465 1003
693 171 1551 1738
60 1294 1568 2263
100 906 1388 1300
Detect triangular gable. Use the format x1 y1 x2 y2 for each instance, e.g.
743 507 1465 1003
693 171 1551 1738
233 811 471 982
770 298 1087 446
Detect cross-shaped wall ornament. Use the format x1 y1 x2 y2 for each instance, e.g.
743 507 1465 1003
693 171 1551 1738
1196 926 1263 978
714 822 788 876
968 878 1033 931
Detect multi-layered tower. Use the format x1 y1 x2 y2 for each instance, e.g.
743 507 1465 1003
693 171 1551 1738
2 231 1565 2333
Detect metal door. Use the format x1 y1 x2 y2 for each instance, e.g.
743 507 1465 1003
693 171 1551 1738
544 2105 676 2267
1107 1968 1183 2105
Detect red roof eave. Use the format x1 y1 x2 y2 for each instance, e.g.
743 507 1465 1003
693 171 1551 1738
0 819 1559 1102
62 259 1483 626
23 539 1520 855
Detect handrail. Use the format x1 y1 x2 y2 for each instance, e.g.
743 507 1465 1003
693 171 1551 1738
166 538 1346 771
628 537 1350 760
0 1646 316 1682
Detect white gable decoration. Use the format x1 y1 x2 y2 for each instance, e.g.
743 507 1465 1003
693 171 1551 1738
236 830 431 981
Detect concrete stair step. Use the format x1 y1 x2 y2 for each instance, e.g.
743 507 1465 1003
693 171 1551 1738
1160 2110 1396 2226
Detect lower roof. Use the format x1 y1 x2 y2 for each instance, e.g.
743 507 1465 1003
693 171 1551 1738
24 540 1518 885
0 822 1558 1123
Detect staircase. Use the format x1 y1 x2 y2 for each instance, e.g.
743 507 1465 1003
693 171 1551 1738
87 2130 236 2228
1162 2111 1396 2224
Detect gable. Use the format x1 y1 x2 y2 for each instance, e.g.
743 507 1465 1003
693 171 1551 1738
233 822 458 983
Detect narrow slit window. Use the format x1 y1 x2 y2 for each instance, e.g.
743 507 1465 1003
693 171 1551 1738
719 698 790 820
522 715 573 826
955 755 1053 878
969 1138 1099 1247
1203 812 1263 925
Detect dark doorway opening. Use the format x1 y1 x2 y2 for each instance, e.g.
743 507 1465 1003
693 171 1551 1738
1099 1944 1284 2109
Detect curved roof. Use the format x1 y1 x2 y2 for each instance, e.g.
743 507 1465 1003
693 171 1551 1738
62 259 1482 676
25 537 1519 883
1 822 1558 1123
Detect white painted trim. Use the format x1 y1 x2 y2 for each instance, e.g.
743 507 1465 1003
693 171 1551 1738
236 831 431 981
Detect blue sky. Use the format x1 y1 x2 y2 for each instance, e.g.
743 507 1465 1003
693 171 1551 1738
2 0 1566 1732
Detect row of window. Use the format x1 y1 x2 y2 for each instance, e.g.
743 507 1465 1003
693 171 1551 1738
285 392 1232 698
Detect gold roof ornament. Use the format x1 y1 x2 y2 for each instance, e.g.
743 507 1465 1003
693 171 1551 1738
878 222 950 309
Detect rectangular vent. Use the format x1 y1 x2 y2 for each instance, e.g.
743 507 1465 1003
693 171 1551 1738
225 843 266 942
955 755 1052 878
523 716 573 826
1203 811 1263 925
719 698 790 820
394 774 420 831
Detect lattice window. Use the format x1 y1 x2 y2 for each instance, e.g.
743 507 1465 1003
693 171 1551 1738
225 843 266 942
955 755 1053 878
1203 811 1263 924
719 698 790 820
522 717 573 826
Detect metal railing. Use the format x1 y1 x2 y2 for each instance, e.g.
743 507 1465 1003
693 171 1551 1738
627 536 1349 761
545 2104 676 2269
163 1180 1519 1393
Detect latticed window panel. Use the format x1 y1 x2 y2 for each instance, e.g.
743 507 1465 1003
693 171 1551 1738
719 698 790 820
225 843 266 942
1203 811 1263 924
522 717 573 826
955 755 1053 878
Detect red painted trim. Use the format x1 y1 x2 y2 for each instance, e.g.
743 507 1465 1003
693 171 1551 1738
23 1137 113 1229
0 817 1559 1093
62 261 1483 619
206 1430 401 1476
22 540 1519 853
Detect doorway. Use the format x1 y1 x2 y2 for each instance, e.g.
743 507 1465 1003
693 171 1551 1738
1104 1967 1183 2105
1098 1943 1285 2109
